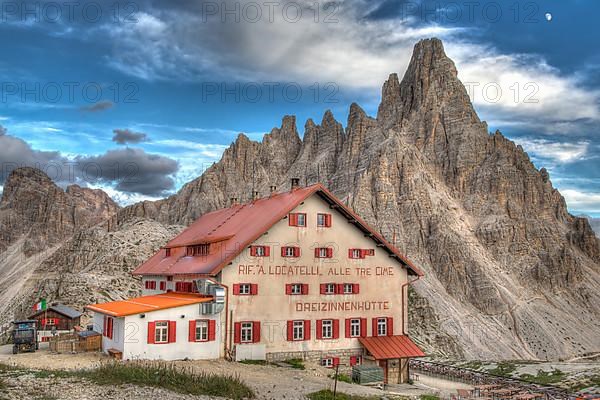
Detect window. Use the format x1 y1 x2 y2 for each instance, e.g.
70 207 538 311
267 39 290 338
234 283 257 295
103 316 113 339
291 284 302 295
159 281 166 291
293 320 304 341
343 283 354 294
350 355 362 366
240 322 253 343
175 282 194 292
187 244 209 256
155 321 169 343
289 213 307 227
165 248 171 257
45 318 56 326
321 358 333 368
281 246 300 258
286 283 308 295
322 320 333 339
250 245 270 257
325 283 336 294
239 284 251 295
317 213 332 227
145 280 157 290
377 318 387 337
315 247 333 258
350 319 361 337
195 320 208 341
349 248 364 259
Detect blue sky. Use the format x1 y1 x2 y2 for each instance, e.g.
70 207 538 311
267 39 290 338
0 0 598 216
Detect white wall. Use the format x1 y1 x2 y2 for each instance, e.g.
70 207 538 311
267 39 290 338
93 313 125 353
120 303 221 361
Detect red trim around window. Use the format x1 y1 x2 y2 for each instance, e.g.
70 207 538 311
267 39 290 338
281 246 301 257
288 213 307 227
250 245 270 257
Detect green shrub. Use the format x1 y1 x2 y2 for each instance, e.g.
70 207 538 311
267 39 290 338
76 361 255 399
307 389 379 400
488 362 517 377
329 373 353 383
420 395 440 400
284 358 305 370
239 359 268 366
519 369 565 385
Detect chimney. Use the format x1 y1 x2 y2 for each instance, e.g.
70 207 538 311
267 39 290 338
291 178 300 191
252 191 259 201
230 197 238 206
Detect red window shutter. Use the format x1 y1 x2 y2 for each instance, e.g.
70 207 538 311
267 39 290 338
233 284 240 295
326 248 333 258
320 284 326 294
387 317 394 336
289 213 297 226
360 318 367 338
108 318 113 339
294 247 300 257
147 322 156 344
314 248 320 258
353 284 360 294
287 320 294 341
234 322 241 344
304 320 311 341
285 284 292 295
281 247 287 257
325 214 332 227
189 320 196 342
333 357 340 366
264 246 270 257
301 284 309 295
372 318 378 337
345 319 351 338
168 321 177 343
348 249 354 259
208 320 216 341
316 320 323 340
144 281 149 289
250 246 257 256
160 281 166 291
333 319 340 339
252 321 261 343
250 284 258 295
336 284 344 294
350 356 357 366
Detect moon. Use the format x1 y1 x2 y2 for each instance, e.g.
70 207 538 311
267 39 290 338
545 12 552 21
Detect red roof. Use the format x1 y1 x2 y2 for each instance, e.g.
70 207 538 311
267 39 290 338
85 293 212 317
359 335 425 359
132 184 423 277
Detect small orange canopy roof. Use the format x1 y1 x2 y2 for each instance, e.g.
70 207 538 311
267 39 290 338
85 292 212 317
359 335 425 359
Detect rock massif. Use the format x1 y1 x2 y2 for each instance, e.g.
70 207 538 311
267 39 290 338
1 38 598 360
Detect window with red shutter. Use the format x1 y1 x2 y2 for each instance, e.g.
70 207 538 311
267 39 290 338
317 213 332 227
282 246 300 258
289 213 306 227
348 248 365 259
234 283 256 295
315 247 333 258
250 245 269 257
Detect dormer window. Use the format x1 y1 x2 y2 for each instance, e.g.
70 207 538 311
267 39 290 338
187 244 209 257
165 248 171 257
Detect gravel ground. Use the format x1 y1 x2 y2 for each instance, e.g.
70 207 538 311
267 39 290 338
0 346 395 400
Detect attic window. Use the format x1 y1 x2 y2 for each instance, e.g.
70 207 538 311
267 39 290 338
187 244 210 257
165 248 171 257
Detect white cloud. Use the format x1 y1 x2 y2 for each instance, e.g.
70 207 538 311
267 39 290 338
561 189 600 214
515 138 590 163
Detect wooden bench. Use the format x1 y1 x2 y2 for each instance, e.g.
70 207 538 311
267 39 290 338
107 348 123 360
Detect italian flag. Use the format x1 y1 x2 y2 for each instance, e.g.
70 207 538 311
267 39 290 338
33 299 46 312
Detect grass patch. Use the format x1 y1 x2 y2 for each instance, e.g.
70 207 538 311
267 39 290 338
568 374 600 392
307 389 379 400
519 369 566 385
283 358 305 370
0 361 254 400
487 361 517 377
77 361 254 399
420 395 440 400
460 361 483 370
329 373 353 383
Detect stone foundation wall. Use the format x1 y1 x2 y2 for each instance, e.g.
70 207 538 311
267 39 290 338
266 348 364 373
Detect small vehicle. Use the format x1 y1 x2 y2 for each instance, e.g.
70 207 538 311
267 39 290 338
11 320 38 354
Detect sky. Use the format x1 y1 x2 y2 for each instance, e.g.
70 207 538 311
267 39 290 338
0 0 598 216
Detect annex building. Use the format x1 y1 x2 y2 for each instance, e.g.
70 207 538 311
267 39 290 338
87 180 425 383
